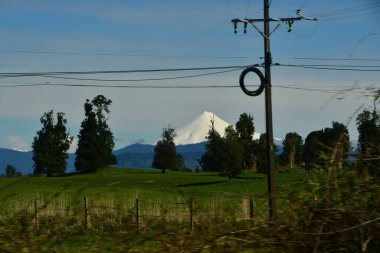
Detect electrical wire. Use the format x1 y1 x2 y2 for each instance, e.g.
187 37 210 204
0 82 245 89
0 65 251 78
2 50 380 63
38 68 242 82
275 85 370 94
273 63 380 72
303 2 380 22
0 50 261 60
275 57 380 62
307 2 380 17
318 9 380 21
279 64 380 68
0 80 377 94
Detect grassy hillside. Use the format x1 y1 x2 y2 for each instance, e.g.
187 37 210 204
1 168 376 252
0 167 306 200
0 168 308 223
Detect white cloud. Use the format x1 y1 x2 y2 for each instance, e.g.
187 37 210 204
69 137 78 154
6 136 29 151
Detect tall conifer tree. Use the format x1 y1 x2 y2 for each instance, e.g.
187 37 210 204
199 117 224 172
152 126 183 173
32 110 73 176
236 113 256 171
75 95 116 172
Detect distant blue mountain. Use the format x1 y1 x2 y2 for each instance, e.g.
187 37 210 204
113 143 154 155
0 148 75 175
0 149 33 175
114 142 206 170
176 142 206 153
4 140 357 175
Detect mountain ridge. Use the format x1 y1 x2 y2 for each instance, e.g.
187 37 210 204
0 111 268 174
174 111 261 145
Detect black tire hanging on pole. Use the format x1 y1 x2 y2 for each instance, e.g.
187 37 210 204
239 67 266 97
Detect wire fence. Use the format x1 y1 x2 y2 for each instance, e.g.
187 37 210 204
0 193 261 232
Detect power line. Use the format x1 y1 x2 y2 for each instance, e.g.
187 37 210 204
273 63 380 72
0 50 261 60
2 49 380 63
318 9 380 21
276 57 380 62
37 68 242 82
0 65 251 78
0 80 377 94
0 82 246 89
280 63 380 68
304 2 380 21
307 2 380 17
275 85 372 94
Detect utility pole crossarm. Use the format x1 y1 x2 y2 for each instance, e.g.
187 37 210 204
232 15 317 34
231 16 317 24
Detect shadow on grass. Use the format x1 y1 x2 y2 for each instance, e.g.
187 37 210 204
232 176 265 180
177 180 228 187
57 170 95 177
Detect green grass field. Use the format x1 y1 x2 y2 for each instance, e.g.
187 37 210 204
3 168 376 253
0 168 308 216
0 168 309 252
0 167 307 196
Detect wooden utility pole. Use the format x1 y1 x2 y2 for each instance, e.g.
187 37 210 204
232 1 316 219
263 0 277 219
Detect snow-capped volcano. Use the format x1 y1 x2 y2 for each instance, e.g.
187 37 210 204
175 111 261 145
175 111 229 145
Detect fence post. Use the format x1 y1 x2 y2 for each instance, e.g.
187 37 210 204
135 198 140 232
249 194 254 224
34 199 39 231
189 196 194 231
84 197 89 229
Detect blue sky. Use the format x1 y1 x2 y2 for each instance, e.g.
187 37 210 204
0 0 379 151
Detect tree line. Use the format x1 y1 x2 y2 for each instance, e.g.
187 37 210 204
152 109 380 178
3 100 379 178
31 95 117 176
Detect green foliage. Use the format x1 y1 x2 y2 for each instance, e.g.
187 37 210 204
235 113 256 171
199 117 224 172
200 119 244 177
356 108 380 177
5 164 16 177
303 122 350 173
281 132 303 169
1 168 377 252
32 110 73 176
220 125 243 178
152 126 184 173
272 169 380 253
254 133 268 173
75 95 117 172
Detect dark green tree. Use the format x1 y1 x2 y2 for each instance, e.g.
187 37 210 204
32 110 73 176
356 109 380 177
5 164 16 177
324 122 350 169
152 126 183 173
303 130 324 173
199 118 224 172
235 113 256 171
254 133 268 173
303 122 350 173
281 132 303 169
75 95 117 172
221 125 243 179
